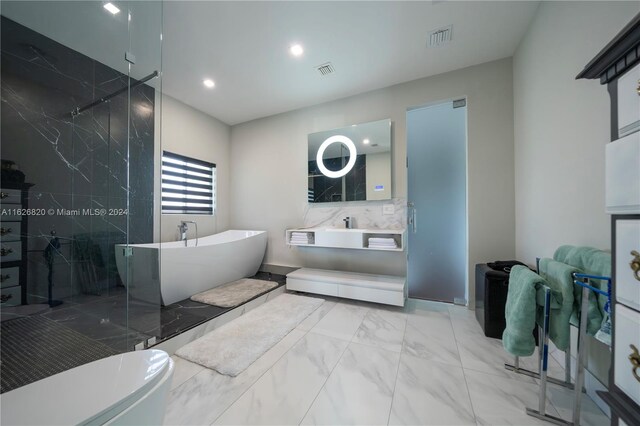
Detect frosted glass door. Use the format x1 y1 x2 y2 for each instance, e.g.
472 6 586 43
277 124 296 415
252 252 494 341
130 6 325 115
407 101 467 302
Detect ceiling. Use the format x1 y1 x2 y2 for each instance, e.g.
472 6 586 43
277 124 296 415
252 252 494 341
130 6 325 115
2 1 540 126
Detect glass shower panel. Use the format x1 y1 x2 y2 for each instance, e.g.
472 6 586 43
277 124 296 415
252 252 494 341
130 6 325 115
124 0 163 346
0 0 162 392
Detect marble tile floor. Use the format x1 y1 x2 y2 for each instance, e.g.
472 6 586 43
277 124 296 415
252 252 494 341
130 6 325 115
165 295 609 426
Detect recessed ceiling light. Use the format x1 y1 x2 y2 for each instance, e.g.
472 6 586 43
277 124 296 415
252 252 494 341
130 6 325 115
290 44 304 57
103 2 120 15
363 139 370 145
203 79 215 88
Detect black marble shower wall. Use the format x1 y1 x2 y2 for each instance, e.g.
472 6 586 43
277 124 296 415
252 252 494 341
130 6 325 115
0 17 154 311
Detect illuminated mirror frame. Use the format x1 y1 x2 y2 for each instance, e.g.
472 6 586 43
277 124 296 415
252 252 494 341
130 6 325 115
315 135 357 178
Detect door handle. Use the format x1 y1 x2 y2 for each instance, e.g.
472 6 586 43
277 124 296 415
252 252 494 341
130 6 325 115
631 250 640 281
412 207 417 233
630 344 640 382
407 202 417 234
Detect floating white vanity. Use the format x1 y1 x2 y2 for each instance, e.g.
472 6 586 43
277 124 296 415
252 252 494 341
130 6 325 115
285 227 407 306
294 119 406 306
287 268 406 307
285 227 405 251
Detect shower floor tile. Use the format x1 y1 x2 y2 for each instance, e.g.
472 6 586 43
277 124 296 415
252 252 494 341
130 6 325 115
0 316 119 393
0 272 286 394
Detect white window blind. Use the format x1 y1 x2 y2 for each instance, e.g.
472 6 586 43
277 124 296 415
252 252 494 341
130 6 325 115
161 151 215 215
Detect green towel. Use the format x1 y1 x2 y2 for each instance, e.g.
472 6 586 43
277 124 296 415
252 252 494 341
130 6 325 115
554 245 611 334
538 259 579 351
503 266 546 356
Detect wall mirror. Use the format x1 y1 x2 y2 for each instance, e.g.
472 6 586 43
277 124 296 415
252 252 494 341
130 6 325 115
308 118 391 203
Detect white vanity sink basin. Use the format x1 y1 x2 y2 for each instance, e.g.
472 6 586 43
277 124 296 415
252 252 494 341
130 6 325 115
316 228 362 248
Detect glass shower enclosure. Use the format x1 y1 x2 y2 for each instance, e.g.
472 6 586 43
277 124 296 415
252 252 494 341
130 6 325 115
0 1 162 393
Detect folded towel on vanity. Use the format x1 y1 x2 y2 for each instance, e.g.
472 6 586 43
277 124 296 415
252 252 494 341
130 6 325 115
368 237 396 243
368 237 397 249
290 232 311 245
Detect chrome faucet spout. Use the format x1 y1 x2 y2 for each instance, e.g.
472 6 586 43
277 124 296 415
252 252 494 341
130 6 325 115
178 221 198 246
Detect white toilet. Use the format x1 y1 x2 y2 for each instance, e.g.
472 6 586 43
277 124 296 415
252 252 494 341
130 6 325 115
1 349 174 425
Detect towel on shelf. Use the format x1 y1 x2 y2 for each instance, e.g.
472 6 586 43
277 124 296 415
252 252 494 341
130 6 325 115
537 259 580 351
503 266 548 356
368 237 397 249
368 237 395 243
290 232 311 244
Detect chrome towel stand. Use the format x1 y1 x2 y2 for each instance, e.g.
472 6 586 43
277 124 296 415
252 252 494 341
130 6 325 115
523 272 611 426
505 258 573 390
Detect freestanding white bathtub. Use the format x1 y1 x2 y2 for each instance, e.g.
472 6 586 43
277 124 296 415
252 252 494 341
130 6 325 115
115 230 267 306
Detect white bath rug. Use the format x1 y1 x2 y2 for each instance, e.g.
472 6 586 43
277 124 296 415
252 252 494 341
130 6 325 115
176 293 324 376
190 278 279 308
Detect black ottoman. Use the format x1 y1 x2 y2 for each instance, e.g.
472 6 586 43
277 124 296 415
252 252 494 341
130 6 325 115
475 261 526 339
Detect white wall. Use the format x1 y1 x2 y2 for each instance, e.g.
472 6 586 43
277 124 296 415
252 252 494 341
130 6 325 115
230 58 516 304
513 0 640 387
155 94 231 242
514 1 639 263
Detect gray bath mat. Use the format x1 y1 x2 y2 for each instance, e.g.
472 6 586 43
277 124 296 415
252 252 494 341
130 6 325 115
176 293 323 376
190 278 279 308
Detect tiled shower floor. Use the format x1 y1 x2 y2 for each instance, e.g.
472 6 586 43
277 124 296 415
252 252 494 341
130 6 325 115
0 272 285 393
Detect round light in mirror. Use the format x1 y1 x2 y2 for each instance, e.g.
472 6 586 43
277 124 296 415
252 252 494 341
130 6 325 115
316 135 357 178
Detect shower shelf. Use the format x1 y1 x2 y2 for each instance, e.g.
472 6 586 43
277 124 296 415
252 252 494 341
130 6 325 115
285 228 405 251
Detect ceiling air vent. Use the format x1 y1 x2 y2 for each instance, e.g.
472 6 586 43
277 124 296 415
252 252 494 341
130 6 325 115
427 25 452 48
316 62 335 76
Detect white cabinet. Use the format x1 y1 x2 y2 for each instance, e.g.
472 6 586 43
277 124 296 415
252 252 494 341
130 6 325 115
618 63 640 138
616 219 640 311
286 268 406 306
577 14 640 426
0 189 22 205
0 241 21 263
0 222 22 242
0 267 19 289
614 304 640 407
0 284 21 307
606 132 640 214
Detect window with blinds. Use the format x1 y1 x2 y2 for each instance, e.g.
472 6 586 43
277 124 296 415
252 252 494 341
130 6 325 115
161 151 215 215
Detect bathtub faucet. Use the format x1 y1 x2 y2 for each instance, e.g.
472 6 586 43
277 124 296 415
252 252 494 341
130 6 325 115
179 221 198 247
